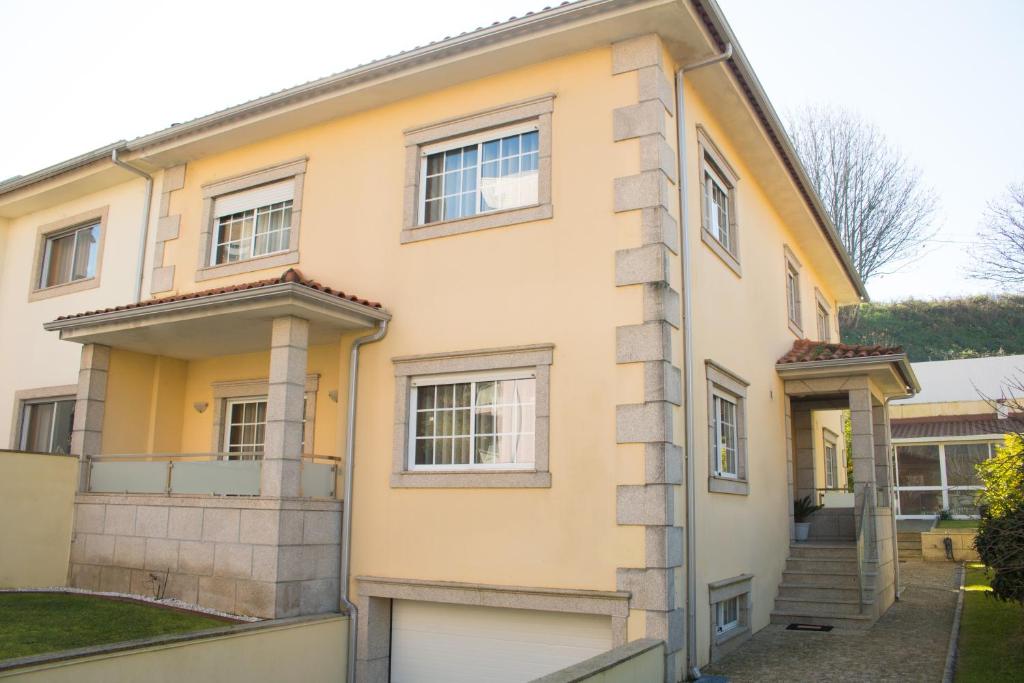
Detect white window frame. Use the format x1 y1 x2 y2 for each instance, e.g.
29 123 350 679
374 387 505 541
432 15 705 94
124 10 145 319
712 390 739 479
406 368 537 472
222 397 268 456
784 246 803 336
824 430 839 489
39 222 100 289
704 164 731 252
18 397 76 454
416 122 541 226
210 196 294 266
894 440 996 519
715 596 740 635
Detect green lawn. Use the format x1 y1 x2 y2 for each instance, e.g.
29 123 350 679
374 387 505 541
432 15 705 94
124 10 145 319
956 563 1024 682
937 520 979 529
0 592 229 661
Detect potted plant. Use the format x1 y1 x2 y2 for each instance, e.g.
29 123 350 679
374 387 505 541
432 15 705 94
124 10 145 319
794 496 823 542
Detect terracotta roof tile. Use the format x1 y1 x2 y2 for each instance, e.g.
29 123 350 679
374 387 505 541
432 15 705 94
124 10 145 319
54 268 382 321
777 339 904 365
892 414 1024 440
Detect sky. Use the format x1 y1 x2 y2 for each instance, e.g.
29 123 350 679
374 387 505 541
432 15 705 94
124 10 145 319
1 0 1021 302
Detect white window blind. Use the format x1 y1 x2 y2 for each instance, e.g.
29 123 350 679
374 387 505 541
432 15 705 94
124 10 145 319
214 180 294 218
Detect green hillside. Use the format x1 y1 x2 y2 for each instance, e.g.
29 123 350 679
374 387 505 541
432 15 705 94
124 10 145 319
839 295 1024 362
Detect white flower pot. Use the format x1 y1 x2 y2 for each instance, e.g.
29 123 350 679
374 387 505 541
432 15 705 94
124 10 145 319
794 522 811 542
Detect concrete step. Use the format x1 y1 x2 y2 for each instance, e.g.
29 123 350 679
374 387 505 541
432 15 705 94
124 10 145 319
782 570 865 588
774 597 866 616
897 532 923 542
777 583 871 602
788 543 857 559
785 557 859 573
770 610 875 630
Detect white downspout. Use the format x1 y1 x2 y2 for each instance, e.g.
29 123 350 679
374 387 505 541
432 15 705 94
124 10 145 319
110 149 153 303
340 320 389 683
675 43 732 681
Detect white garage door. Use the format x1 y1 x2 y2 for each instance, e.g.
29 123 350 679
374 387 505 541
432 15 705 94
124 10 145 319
390 600 613 683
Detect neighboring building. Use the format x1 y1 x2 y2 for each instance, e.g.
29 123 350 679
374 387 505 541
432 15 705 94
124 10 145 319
891 354 1024 519
0 1 919 681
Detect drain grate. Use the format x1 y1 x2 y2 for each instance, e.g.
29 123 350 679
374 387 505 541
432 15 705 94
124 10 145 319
785 623 834 632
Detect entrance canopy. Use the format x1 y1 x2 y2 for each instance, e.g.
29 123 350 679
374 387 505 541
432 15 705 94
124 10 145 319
776 340 920 400
44 268 389 359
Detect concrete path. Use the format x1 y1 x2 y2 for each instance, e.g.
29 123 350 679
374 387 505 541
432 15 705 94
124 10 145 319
703 560 959 682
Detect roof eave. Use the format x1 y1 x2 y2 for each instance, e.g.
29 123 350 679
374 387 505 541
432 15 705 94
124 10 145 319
776 353 920 395
694 0 868 302
43 281 390 333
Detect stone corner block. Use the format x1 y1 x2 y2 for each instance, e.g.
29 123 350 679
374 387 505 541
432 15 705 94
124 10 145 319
616 402 673 444
616 484 673 526
612 34 664 74
150 265 175 294
156 214 181 243
616 244 670 287
616 567 675 611
616 322 671 364
613 101 666 142
614 171 671 213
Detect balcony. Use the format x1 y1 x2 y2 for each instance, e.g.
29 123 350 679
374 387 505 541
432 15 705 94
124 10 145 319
86 453 341 498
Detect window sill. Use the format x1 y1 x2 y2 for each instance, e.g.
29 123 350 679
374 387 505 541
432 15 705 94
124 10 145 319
709 476 749 495
390 470 551 489
700 228 742 277
195 250 299 282
714 623 750 649
788 319 804 339
28 276 100 302
401 203 553 244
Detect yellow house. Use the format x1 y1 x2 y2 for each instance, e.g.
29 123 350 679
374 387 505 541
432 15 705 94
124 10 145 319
0 1 921 681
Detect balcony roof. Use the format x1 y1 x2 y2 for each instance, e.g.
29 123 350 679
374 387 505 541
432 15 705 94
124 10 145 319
44 269 388 359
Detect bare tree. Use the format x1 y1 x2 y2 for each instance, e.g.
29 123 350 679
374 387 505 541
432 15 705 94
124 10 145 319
968 182 1024 288
788 105 938 283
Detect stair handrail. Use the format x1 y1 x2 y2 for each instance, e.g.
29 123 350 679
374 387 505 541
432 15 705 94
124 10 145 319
855 484 874 614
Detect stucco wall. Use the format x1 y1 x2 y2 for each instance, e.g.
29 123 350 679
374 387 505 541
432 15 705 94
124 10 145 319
0 615 347 683
0 451 77 587
0 178 151 450
681 77 846 661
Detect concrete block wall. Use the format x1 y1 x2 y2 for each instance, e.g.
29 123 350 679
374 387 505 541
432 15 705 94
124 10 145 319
69 493 341 618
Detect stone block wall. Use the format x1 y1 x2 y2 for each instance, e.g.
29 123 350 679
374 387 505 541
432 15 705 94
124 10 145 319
69 493 341 618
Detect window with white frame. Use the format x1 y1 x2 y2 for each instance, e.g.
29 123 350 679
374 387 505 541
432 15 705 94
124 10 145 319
715 596 740 634
712 393 739 478
705 360 749 494
419 126 540 225
19 398 75 454
786 258 802 331
824 431 839 489
39 222 99 289
211 180 294 266
895 441 996 518
816 302 830 342
409 371 536 469
224 398 267 454
704 164 731 252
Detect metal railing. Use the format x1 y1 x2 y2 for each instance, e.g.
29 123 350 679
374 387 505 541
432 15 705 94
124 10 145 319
814 486 854 507
86 452 342 498
855 484 876 614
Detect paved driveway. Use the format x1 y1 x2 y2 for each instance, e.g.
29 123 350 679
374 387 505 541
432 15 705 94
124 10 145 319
703 560 959 683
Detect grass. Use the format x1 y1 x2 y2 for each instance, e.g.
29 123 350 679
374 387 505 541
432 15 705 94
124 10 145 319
937 520 979 529
0 592 229 661
955 563 1024 682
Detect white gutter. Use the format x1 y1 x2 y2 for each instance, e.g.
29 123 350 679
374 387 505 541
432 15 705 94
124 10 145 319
340 320 389 683
675 42 733 681
110 149 154 303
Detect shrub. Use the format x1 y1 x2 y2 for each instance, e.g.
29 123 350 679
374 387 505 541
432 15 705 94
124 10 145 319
975 434 1024 605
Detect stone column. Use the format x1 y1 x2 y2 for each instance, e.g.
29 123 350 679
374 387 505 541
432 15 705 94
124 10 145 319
71 344 110 491
873 403 893 501
848 387 877 533
261 316 309 498
792 403 816 502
